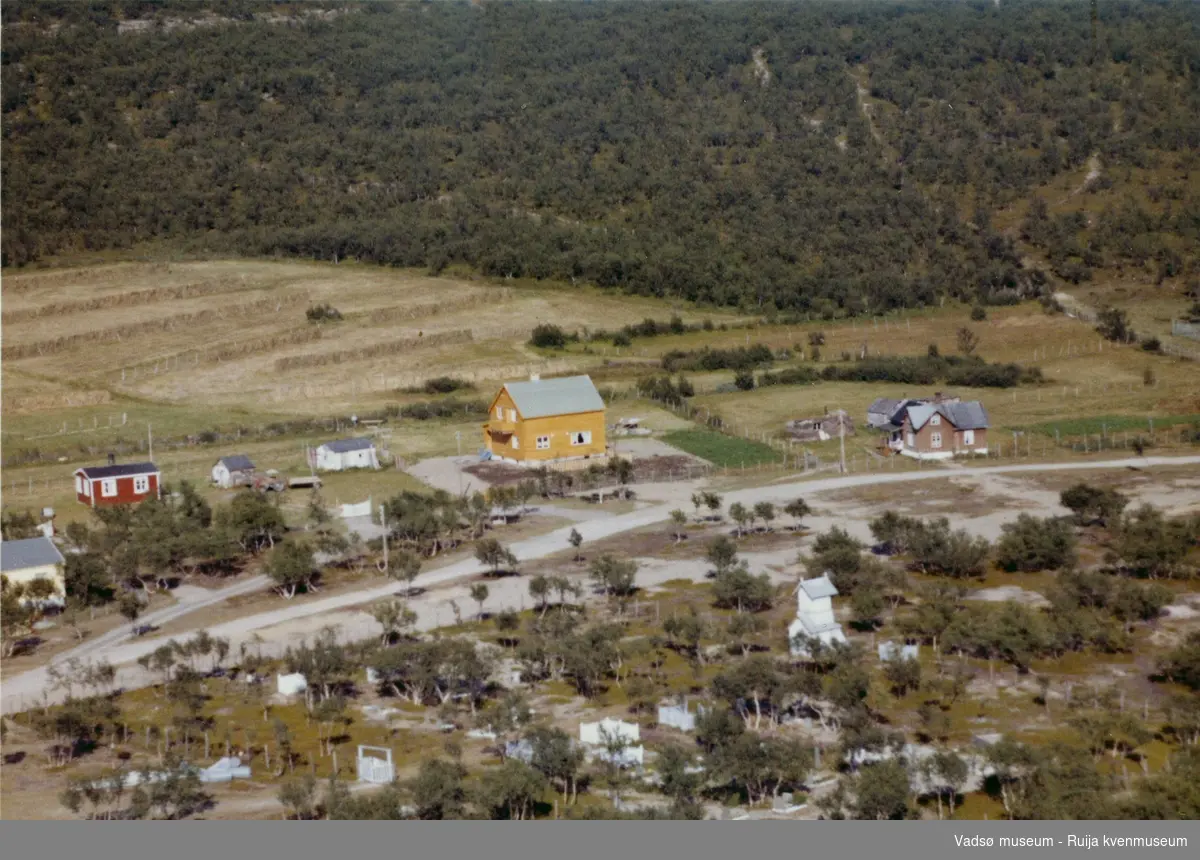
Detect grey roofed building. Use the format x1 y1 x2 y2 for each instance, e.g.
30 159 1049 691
866 397 905 428
868 393 962 431
75 462 159 479
218 454 255 471
1 536 65 572
798 575 839 600
907 401 989 431
503 375 604 419
321 437 376 453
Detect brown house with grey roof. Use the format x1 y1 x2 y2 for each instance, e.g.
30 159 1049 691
885 400 990 460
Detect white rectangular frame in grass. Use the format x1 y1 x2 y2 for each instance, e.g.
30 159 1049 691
340 497 372 519
356 745 395 784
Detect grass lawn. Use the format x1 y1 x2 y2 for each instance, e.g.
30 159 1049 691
1022 413 1200 437
663 428 782 468
684 298 1200 448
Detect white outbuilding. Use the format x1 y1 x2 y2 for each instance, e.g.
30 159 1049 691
579 718 640 747
276 673 308 696
211 455 255 489
311 438 379 472
788 574 848 657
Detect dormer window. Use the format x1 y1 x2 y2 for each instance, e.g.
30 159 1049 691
930 415 941 426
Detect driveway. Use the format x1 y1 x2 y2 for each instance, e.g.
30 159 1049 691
609 436 706 462
407 455 490 495
5 454 1198 713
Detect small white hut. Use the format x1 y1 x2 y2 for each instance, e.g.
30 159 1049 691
788 574 847 657
579 718 640 746
211 455 255 489
312 438 379 472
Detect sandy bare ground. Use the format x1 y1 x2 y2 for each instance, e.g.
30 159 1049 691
406 454 493 495
4 455 1198 714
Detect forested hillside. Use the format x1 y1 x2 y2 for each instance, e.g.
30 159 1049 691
3 1 1198 314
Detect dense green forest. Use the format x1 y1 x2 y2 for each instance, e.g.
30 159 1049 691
3 1 1198 313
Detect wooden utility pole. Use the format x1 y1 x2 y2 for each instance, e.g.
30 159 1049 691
380 503 389 572
148 424 153 461
839 412 847 474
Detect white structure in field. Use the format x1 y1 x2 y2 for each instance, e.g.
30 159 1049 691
356 746 394 784
580 719 644 769
658 698 707 732
200 757 252 783
579 718 640 747
276 673 308 696
311 438 380 472
878 642 920 661
340 497 373 519
594 745 645 767
211 455 255 489
788 574 847 657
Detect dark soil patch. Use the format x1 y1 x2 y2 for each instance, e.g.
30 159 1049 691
464 455 706 489
520 523 801 578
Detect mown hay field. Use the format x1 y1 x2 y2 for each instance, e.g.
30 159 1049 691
675 303 1200 443
1 259 750 414
0 259 749 515
3 260 1196 514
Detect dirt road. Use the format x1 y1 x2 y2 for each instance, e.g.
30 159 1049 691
4 455 1197 713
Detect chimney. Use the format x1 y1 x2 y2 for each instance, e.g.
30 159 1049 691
530 373 540 382
107 452 116 466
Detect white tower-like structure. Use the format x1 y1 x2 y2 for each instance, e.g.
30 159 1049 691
788 574 847 657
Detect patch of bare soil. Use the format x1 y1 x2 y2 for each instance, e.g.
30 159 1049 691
967 585 1050 608
466 455 702 488
822 477 1027 518
520 522 803 579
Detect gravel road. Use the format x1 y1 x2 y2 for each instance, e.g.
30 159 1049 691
4 455 1196 714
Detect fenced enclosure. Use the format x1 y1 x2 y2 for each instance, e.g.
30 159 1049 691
356 745 394 784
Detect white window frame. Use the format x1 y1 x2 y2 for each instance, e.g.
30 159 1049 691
905 432 915 447
101 478 118 497
536 435 550 450
508 408 517 422
930 414 941 426
930 432 942 449
962 429 975 446
134 475 150 493
570 430 592 447
495 405 503 420
511 436 520 449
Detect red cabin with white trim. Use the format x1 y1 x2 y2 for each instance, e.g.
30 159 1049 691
74 462 161 507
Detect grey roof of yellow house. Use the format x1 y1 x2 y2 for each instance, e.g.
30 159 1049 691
907 401 990 431
503 375 605 419
1 537 65 572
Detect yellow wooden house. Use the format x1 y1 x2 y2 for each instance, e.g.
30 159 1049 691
483 375 607 464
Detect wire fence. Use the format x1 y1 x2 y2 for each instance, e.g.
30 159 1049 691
634 388 1199 479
